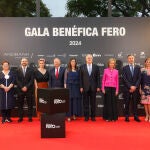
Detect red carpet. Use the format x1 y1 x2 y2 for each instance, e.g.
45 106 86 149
0 117 150 150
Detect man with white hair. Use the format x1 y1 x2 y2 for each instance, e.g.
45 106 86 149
80 54 100 121
49 58 65 88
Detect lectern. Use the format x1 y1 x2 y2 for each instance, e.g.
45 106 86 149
37 88 69 138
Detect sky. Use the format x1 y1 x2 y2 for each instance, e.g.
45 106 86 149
42 0 68 17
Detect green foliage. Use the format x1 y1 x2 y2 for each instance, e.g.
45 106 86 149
66 0 150 17
0 0 51 17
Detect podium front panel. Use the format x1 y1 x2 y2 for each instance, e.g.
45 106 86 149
41 113 65 138
37 88 69 114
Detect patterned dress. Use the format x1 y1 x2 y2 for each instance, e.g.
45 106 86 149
141 68 150 104
0 71 15 110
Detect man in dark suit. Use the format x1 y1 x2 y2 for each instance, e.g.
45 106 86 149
16 58 34 122
49 58 65 88
80 54 100 121
122 55 141 122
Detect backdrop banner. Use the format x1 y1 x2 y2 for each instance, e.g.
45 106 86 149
0 17 150 116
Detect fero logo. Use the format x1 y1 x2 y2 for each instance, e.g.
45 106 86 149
46 123 60 129
54 99 66 104
39 98 47 104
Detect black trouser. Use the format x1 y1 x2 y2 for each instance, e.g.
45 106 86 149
124 90 139 118
83 89 96 118
1 109 11 119
18 92 33 119
103 87 118 120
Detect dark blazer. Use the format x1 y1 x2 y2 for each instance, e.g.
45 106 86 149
122 65 141 91
49 67 65 88
16 66 34 93
80 64 100 92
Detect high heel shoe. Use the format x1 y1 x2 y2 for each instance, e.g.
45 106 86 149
73 115 76 120
67 118 71 122
145 115 149 122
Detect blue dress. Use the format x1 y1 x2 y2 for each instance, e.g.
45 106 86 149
65 69 82 117
141 68 150 104
0 71 15 110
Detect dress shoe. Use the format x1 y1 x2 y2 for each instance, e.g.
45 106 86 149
106 119 111 122
18 118 23 122
84 117 89 121
28 118 32 122
134 117 141 122
5 118 12 123
1 118 6 124
91 117 96 121
125 117 130 122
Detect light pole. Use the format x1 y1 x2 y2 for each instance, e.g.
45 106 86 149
108 0 112 17
36 0 40 17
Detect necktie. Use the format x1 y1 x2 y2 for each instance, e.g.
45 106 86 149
88 65 92 76
56 68 59 79
130 65 134 76
23 67 26 77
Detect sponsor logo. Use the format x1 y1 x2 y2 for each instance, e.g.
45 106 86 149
97 104 104 108
137 104 144 109
123 62 128 66
82 54 88 57
54 99 66 104
93 53 102 57
39 98 47 104
46 64 54 67
97 63 105 67
96 95 102 98
61 64 67 67
69 54 78 57
57 53 66 58
46 123 61 129
46 54 56 58
118 93 124 100
37 54 45 57
4 52 30 57
104 54 115 57
140 51 146 58
117 52 123 58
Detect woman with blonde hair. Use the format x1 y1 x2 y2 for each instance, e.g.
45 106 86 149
34 58 49 119
102 58 119 121
141 58 150 122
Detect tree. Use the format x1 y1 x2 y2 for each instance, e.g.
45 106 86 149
66 0 150 17
66 0 108 17
0 0 51 17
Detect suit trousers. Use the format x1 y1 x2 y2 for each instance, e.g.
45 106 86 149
83 88 96 118
1 109 11 119
124 89 140 118
18 91 33 119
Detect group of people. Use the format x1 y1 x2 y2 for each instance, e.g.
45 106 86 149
0 54 150 124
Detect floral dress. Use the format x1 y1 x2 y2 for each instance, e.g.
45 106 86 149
141 68 150 104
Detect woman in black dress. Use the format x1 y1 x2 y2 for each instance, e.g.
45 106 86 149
64 58 81 121
0 61 15 123
34 58 49 119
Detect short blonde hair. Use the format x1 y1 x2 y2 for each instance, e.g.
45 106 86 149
107 58 116 68
145 57 150 68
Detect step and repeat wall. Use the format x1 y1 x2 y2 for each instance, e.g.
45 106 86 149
0 17 150 116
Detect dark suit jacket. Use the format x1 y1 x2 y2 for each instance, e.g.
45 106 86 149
49 67 65 88
16 66 34 93
122 65 141 91
80 64 100 92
